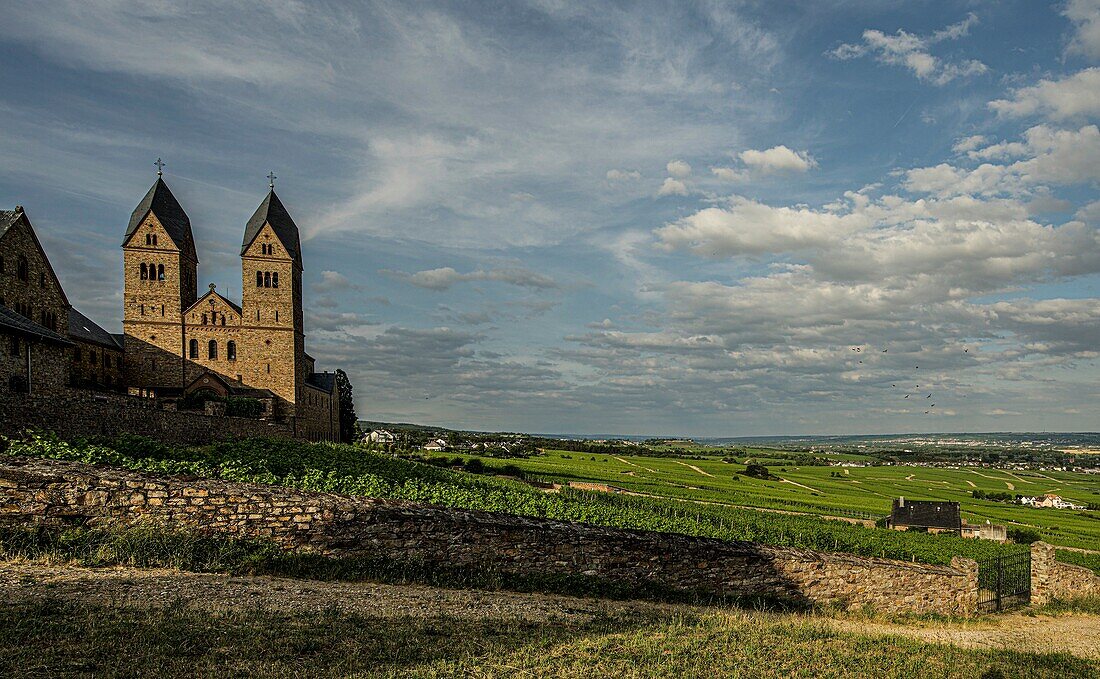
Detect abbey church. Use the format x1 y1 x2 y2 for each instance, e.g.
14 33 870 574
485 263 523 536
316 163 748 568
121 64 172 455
1 172 345 442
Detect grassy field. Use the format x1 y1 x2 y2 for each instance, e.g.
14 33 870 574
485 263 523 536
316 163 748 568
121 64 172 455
3 433 1095 571
1 596 1095 678
425 448 1100 552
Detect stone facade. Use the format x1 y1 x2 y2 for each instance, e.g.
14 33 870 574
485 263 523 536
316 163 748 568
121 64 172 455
121 178 340 438
1030 541 1100 605
1 176 347 442
0 456 980 616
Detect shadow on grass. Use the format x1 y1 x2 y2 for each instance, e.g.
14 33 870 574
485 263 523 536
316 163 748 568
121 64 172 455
0 597 678 679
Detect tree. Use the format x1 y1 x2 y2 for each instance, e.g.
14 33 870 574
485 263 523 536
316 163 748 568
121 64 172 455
335 369 357 443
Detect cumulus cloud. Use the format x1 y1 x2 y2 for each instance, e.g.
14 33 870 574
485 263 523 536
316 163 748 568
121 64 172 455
312 270 360 294
988 68 1100 120
657 177 690 196
904 125 1100 196
711 145 815 181
666 160 692 178
1064 0 1100 59
606 168 642 181
952 135 987 154
738 145 816 173
389 266 558 291
827 14 988 85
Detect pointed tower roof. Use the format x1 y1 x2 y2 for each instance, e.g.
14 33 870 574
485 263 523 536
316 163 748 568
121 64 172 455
241 189 302 264
123 177 197 260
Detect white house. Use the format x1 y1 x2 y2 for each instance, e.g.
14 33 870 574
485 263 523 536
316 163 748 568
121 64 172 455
363 430 396 444
423 438 449 452
1019 494 1085 510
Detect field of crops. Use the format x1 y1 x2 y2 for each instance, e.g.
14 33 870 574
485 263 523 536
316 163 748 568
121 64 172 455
2 433 1094 571
423 448 1100 553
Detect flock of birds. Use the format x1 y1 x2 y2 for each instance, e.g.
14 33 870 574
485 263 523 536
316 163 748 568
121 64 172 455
850 345 970 415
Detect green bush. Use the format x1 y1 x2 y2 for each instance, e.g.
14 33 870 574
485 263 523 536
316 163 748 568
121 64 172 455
226 397 264 418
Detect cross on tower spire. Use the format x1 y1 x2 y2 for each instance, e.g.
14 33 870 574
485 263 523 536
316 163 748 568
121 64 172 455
267 171 277 189
154 157 165 177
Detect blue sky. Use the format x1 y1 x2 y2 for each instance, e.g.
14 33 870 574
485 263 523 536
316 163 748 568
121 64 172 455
2 1 1098 436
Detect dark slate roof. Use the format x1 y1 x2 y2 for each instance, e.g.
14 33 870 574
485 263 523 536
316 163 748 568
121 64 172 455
241 190 302 263
0 209 21 240
110 333 126 347
305 371 336 393
68 308 122 350
890 499 961 530
124 178 196 259
0 304 73 346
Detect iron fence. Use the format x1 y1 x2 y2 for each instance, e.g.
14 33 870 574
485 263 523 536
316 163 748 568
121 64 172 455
976 549 1031 612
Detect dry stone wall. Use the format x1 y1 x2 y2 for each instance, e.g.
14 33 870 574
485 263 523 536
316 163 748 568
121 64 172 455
1030 542 1100 605
0 390 295 445
0 456 980 616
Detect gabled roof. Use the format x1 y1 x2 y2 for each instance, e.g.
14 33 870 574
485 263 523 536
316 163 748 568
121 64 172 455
123 178 197 260
183 287 243 317
0 304 74 346
68 308 122 350
890 499 961 530
305 371 336 393
0 209 21 240
241 189 302 264
1 207 71 308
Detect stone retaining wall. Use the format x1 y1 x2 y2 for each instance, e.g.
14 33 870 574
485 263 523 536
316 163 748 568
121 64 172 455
1031 542 1100 605
0 456 979 616
0 390 296 445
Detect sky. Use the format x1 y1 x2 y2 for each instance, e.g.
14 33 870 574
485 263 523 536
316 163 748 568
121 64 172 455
1 0 1098 436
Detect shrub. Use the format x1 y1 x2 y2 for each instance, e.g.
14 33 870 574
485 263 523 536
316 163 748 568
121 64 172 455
225 397 264 418
1007 528 1042 544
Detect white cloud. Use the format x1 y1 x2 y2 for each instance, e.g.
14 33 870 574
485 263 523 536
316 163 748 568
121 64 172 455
666 160 692 178
391 266 559 291
606 168 642 181
952 135 987 154
827 14 988 85
710 166 749 182
1064 0 1100 60
988 68 1100 121
657 177 689 196
738 145 816 173
904 125 1100 196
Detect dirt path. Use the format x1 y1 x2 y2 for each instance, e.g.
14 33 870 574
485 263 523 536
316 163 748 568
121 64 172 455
965 480 976 487
779 478 819 493
673 461 714 478
2 561 1097 661
829 614 1100 660
969 470 1015 490
614 456 658 473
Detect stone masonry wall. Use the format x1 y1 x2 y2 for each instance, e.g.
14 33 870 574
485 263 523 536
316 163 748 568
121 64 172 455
0 390 294 445
1031 541 1100 605
0 456 979 616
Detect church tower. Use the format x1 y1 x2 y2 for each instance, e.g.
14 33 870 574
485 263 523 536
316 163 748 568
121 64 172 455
238 182 305 413
121 169 198 388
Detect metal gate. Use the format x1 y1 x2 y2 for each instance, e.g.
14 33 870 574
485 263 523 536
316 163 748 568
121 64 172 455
976 550 1031 612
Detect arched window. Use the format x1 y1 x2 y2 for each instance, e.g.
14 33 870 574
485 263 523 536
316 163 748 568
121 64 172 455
145 234 151 245
220 315 226 326
140 263 148 280
39 272 46 288
17 256 28 282
272 272 279 288
201 313 208 325
157 264 165 281
152 234 158 246
0 254 5 273
227 340 237 360
257 271 263 287
264 271 271 288
208 340 218 359
275 310 279 322
189 339 198 358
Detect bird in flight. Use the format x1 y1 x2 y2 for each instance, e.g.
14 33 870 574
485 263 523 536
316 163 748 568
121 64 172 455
927 393 932 398
904 394 910 398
